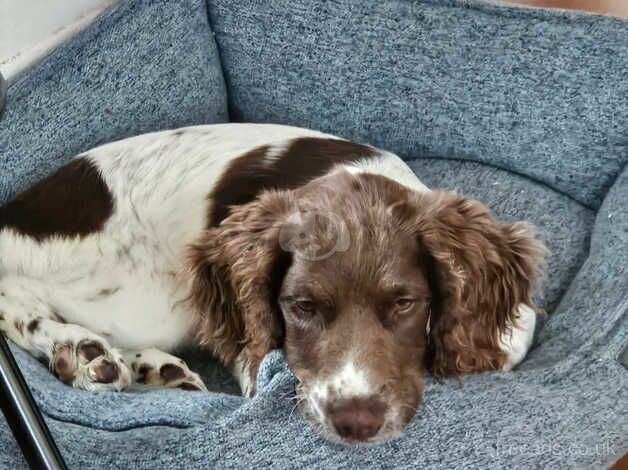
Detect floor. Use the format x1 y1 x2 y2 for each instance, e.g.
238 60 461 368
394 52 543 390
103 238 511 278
0 0 626 83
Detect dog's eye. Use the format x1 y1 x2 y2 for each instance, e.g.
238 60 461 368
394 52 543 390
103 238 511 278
295 300 316 315
395 298 415 311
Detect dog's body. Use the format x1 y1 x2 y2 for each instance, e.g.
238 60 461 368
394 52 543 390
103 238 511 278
0 124 544 443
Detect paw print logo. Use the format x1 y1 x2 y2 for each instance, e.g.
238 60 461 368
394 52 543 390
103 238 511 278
279 209 350 261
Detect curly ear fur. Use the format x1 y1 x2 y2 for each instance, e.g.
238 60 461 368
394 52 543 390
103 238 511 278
415 191 547 377
186 190 294 374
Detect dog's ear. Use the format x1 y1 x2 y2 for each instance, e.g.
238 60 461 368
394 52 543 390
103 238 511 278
411 191 546 377
186 189 294 371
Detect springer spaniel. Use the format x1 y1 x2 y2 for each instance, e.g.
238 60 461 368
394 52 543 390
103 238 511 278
0 124 545 444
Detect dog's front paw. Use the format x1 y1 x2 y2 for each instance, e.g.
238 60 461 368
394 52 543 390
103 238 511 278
500 304 537 371
126 348 208 392
52 339 132 391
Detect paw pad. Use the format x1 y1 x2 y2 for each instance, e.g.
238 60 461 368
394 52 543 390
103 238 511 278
178 382 204 391
160 363 186 382
78 340 106 361
94 360 119 383
52 344 75 383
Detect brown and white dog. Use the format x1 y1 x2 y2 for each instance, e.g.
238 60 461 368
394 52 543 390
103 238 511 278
0 124 545 444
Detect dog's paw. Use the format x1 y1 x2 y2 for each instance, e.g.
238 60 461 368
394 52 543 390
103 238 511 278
52 339 132 391
500 304 537 372
128 348 208 392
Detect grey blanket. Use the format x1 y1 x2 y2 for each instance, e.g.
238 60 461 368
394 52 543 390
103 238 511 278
0 0 626 467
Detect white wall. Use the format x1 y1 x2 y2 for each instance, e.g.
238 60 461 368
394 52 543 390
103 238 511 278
0 0 115 83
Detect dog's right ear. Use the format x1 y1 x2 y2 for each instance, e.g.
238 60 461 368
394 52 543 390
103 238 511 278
186 189 295 371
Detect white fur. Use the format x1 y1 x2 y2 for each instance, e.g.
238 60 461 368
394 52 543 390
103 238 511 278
500 304 537 371
232 350 255 398
123 348 207 391
264 140 294 164
342 152 430 193
0 295 132 391
306 359 373 421
0 124 420 355
324 360 374 397
304 358 393 444
308 359 375 413
1 125 332 352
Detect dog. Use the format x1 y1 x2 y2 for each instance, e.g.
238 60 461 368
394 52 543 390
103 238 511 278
0 123 546 444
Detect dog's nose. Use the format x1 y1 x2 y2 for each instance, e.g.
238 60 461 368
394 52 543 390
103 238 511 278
328 396 386 442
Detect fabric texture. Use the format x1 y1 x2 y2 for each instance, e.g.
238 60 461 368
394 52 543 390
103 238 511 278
1 0 627 468
0 0 228 205
0 71 6 116
208 0 628 210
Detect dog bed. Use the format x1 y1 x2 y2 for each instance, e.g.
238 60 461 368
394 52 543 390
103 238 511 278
1 0 626 467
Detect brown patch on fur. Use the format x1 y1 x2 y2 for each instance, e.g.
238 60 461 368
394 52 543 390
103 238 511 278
187 189 294 381
27 319 40 334
178 382 202 391
208 138 376 227
160 364 186 382
406 186 547 377
0 157 114 241
87 287 121 301
55 358 68 372
137 364 153 383
52 344 75 383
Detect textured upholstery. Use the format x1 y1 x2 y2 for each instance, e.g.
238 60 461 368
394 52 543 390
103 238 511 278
1 0 626 468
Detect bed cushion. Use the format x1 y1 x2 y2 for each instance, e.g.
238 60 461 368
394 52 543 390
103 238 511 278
0 0 228 205
207 0 628 210
0 0 228 466
1 0 627 468
5 161 623 469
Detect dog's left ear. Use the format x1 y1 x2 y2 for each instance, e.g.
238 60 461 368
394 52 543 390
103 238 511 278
410 190 547 377
186 190 294 382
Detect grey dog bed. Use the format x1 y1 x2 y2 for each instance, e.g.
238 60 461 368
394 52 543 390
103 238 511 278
0 0 626 468
0 72 6 115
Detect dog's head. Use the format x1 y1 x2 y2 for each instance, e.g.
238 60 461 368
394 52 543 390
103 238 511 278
188 170 545 444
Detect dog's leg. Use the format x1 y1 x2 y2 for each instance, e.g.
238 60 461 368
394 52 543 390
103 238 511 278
500 304 537 371
0 279 132 391
123 348 207 391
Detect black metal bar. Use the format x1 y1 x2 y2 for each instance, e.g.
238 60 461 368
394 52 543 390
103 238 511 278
0 334 68 470
0 72 67 470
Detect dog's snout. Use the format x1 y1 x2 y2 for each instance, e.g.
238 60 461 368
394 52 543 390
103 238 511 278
328 396 387 442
